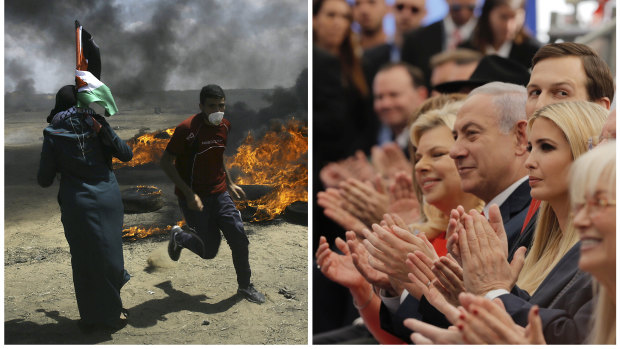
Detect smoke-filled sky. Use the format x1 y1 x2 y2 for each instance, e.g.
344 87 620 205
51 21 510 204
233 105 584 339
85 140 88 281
5 0 308 97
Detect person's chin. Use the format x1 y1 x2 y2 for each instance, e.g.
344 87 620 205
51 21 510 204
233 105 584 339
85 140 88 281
577 256 601 276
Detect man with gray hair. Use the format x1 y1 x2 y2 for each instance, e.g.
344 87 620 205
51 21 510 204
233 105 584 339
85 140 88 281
450 82 531 249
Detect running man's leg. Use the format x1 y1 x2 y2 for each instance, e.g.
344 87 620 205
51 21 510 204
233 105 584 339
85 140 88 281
176 198 222 259
216 191 251 288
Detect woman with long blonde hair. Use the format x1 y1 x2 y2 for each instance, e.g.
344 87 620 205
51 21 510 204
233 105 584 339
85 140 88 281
515 101 607 294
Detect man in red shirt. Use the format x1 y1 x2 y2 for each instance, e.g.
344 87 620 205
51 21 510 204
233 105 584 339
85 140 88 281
160 84 265 304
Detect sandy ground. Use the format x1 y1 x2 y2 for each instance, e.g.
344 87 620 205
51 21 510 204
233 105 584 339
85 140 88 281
4 111 308 344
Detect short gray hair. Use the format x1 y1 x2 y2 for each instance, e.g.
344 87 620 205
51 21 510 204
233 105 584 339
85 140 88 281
468 82 527 133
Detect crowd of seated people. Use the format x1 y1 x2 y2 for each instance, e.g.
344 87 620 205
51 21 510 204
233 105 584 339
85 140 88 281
312 0 616 344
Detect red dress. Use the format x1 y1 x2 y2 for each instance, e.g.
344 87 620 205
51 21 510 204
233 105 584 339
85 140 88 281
429 232 448 257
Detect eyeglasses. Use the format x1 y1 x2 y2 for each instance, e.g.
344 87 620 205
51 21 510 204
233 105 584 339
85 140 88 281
395 3 421 14
571 198 616 218
450 4 476 12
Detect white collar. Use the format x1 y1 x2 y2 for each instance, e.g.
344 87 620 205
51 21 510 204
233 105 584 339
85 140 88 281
483 175 528 217
485 41 513 58
394 126 410 150
443 16 477 46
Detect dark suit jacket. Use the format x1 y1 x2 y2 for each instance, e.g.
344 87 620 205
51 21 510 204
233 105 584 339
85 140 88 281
500 242 593 344
508 206 538 262
400 20 445 89
499 180 533 252
362 43 392 89
459 36 542 69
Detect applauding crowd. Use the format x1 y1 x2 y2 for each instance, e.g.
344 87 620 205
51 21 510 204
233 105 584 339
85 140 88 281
313 0 616 344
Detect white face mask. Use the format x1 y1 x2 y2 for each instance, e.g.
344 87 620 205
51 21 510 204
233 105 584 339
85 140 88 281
207 111 224 125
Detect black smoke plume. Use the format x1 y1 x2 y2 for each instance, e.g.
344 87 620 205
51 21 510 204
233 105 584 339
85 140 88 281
5 0 307 101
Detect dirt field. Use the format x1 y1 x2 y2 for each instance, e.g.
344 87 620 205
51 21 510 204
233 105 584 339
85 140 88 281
4 111 308 344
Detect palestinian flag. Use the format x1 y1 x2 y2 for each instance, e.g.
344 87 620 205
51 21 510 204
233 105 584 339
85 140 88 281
75 20 118 116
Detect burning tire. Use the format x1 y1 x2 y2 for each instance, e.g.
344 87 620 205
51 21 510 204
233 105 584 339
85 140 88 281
121 185 164 213
283 201 307 226
238 185 274 201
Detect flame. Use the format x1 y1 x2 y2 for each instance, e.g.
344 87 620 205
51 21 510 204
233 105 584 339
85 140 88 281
122 220 185 241
113 128 174 168
136 185 162 195
116 118 307 226
227 118 308 221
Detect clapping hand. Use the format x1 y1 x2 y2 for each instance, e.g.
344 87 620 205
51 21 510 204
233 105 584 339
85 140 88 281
456 293 545 344
459 207 527 295
317 188 368 235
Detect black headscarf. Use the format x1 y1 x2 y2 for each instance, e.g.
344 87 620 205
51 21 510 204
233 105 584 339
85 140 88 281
47 85 77 123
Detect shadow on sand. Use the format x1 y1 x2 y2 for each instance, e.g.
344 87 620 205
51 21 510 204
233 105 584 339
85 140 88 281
4 280 242 344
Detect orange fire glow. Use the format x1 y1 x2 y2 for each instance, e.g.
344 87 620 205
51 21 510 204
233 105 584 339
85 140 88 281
122 220 185 241
117 118 307 227
227 118 308 221
113 128 174 168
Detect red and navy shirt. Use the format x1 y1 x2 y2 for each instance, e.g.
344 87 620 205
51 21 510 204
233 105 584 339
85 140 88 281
165 113 230 199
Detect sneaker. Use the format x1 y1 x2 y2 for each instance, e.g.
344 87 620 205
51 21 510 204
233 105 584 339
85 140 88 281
237 283 265 304
168 226 183 261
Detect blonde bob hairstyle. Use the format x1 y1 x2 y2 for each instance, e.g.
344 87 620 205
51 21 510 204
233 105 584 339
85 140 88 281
409 101 485 236
569 141 616 345
516 101 608 294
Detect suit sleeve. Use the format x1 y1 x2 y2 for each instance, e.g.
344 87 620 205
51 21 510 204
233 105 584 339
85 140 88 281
499 272 593 344
379 296 420 343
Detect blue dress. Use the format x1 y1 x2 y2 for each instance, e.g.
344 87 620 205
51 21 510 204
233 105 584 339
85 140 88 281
37 109 133 327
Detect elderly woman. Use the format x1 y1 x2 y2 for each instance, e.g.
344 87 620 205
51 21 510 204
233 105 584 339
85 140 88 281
38 85 133 331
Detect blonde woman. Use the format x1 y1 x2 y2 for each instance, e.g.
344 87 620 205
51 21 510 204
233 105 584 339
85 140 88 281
408 102 485 254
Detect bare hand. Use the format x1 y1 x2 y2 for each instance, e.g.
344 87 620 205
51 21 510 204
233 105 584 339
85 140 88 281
317 188 368 235
387 172 421 225
456 293 545 344
371 143 413 182
459 210 527 295
315 236 366 289
403 318 465 345
228 184 246 200
405 251 461 323
445 208 463 265
381 213 410 233
431 255 465 307
339 178 389 226
362 224 437 283
346 231 393 291
319 151 376 188
186 193 204 211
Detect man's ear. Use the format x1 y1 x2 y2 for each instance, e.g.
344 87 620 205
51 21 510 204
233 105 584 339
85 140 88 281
416 86 429 100
514 120 528 156
593 97 611 110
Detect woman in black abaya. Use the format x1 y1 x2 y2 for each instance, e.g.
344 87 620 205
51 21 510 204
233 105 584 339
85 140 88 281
37 85 133 331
